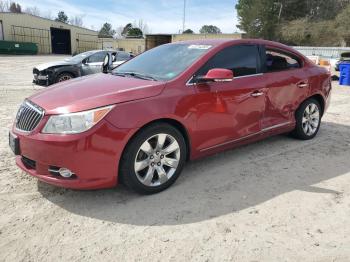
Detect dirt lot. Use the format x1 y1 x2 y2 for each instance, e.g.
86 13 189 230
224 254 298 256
0 55 350 262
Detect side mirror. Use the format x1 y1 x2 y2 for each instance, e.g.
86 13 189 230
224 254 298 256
197 68 233 83
82 58 87 65
102 53 112 73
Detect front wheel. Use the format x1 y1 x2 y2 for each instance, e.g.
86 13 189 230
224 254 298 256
56 73 74 83
120 123 187 194
291 98 322 140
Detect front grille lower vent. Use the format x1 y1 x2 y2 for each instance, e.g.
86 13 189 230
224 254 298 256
15 100 44 132
21 156 36 169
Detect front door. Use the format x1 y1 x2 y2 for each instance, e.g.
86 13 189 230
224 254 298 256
82 51 107 75
192 44 266 151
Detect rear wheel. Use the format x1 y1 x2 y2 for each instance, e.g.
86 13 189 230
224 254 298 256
120 123 186 194
56 73 74 83
291 98 321 140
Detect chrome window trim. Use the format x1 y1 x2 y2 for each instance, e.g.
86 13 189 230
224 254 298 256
186 73 264 87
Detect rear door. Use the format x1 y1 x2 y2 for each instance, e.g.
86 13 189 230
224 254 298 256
262 46 309 129
192 44 267 151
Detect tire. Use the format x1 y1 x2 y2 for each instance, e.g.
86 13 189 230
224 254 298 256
56 72 74 83
291 98 322 140
120 123 187 194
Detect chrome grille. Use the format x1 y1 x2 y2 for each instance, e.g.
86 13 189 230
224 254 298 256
15 100 44 132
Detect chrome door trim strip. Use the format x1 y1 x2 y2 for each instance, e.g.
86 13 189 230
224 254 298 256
261 121 292 132
199 121 292 152
199 131 259 152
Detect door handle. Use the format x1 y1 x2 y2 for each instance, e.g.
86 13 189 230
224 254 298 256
297 82 308 88
251 91 264 97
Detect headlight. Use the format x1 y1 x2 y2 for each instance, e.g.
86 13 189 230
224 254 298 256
42 105 114 134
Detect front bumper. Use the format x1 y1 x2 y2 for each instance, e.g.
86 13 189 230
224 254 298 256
12 119 135 189
33 74 52 86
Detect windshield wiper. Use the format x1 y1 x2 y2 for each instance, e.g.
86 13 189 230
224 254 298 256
114 71 158 81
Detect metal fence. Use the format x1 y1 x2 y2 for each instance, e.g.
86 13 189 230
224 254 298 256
293 46 350 59
76 33 98 54
11 25 51 53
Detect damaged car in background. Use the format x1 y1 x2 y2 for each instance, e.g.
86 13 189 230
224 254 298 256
33 50 134 86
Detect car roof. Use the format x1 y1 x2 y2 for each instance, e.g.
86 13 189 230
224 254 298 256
84 50 126 53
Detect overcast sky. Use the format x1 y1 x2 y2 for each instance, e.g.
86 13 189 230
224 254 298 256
18 0 239 33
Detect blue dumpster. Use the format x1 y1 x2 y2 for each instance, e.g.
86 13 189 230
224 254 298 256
339 63 350 86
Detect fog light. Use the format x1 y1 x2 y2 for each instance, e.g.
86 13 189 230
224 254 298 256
58 168 73 178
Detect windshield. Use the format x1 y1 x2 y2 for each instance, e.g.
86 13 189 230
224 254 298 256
65 51 96 63
112 44 212 81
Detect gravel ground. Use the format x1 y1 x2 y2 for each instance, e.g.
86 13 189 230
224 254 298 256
0 55 350 262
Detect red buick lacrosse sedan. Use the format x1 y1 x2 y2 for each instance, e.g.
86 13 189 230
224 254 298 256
9 39 331 194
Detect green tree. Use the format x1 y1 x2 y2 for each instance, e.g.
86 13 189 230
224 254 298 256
55 11 68 23
236 0 279 40
199 25 221 34
122 23 133 36
236 0 350 45
335 4 350 45
126 27 143 38
183 29 194 34
98 23 116 38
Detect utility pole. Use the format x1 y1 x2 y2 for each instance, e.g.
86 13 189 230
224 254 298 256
182 0 186 33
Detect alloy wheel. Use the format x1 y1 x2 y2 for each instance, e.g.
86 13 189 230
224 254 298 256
134 133 180 187
302 103 320 136
58 75 72 82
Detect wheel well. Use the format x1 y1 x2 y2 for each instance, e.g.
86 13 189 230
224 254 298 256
128 118 191 161
308 94 325 116
294 94 325 121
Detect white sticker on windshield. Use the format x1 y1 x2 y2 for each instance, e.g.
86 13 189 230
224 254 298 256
188 45 212 50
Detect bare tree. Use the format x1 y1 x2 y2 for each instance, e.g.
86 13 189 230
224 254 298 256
70 15 83 27
25 6 40 16
43 10 53 20
0 0 10 12
115 25 124 39
133 19 150 35
9 2 21 13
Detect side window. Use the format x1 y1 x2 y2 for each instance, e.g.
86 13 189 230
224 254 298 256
88 52 106 63
195 45 259 78
116 52 130 61
266 49 301 72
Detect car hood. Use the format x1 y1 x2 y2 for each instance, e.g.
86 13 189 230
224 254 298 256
29 73 166 114
35 60 75 71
